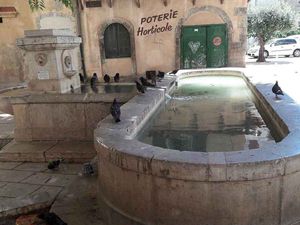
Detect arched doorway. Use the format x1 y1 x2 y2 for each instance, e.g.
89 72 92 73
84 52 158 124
175 6 233 69
99 19 136 77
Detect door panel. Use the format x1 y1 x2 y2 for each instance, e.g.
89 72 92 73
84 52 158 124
181 24 228 69
181 26 207 69
207 24 227 68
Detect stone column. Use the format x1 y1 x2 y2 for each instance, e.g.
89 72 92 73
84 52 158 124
16 29 82 93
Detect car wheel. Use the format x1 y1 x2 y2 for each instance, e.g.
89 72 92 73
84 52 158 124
284 55 290 57
264 51 269 58
293 49 300 57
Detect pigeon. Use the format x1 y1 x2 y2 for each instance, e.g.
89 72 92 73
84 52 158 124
47 158 64 170
272 81 284 98
170 69 178 75
140 77 155 87
114 73 120 82
103 74 110 83
157 71 165 79
38 212 67 225
150 72 157 86
90 73 98 87
135 80 146 94
110 98 121 123
79 73 84 83
70 85 74 93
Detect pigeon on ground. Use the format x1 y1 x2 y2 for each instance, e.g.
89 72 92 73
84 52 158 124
135 80 146 94
38 212 67 225
140 77 155 87
114 73 120 82
47 158 64 170
157 71 165 79
103 74 110 83
110 98 121 123
272 81 284 98
90 73 98 87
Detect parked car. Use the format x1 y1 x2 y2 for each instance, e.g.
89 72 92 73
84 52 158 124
247 38 300 58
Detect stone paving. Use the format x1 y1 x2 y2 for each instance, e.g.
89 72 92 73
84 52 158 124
0 162 79 208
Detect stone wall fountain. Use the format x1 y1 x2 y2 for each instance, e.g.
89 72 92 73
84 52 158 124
16 29 81 93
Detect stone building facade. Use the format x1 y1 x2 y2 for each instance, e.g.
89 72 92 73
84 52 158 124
80 0 248 79
0 0 248 83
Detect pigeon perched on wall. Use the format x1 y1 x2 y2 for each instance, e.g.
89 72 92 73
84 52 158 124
135 80 146 94
170 69 179 75
110 98 121 123
38 212 67 225
114 73 120 82
140 77 155 87
272 81 284 98
90 73 98 87
47 158 64 170
103 74 110 83
157 71 165 79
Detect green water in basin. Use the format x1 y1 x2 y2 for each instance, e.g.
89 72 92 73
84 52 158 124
137 76 275 152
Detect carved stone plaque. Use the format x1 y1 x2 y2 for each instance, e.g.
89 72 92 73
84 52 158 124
37 70 50 80
35 53 48 66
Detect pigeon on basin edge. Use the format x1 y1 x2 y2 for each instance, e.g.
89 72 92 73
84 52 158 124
90 73 98 87
140 77 155 87
103 74 110 83
272 81 284 98
135 80 146 94
110 98 121 123
114 73 120 82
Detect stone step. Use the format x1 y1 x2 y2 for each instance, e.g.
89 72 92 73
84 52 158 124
0 140 96 163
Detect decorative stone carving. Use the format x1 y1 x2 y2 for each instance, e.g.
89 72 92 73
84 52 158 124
35 53 48 66
62 49 76 78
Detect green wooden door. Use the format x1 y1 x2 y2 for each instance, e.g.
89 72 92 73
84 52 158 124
207 24 227 68
181 26 207 69
181 24 227 69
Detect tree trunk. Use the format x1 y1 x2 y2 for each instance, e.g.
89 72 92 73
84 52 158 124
257 35 266 62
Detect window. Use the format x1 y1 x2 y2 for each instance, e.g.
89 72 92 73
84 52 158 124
0 18 2 23
104 23 131 58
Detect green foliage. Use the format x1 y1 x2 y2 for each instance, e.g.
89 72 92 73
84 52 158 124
248 0 295 42
28 0 73 11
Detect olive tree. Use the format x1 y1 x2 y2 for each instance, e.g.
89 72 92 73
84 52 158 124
248 1 295 62
28 0 73 11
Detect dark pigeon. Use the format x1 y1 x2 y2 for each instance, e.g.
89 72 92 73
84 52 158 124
140 77 155 87
110 98 121 123
90 73 98 87
170 69 178 75
272 81 284 98
114 73 120 82
135 80 146 94
47 158 63 170
157 71 165 79
104 74 110 83
38 212 67 225
79 73 84 83
70 85 74 93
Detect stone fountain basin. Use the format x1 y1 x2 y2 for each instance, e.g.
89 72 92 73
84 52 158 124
95 69 300 225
